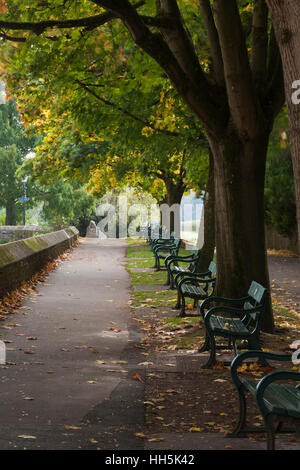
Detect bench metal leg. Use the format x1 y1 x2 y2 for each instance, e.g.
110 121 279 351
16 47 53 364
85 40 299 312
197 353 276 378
179 296 186 317
172 290 181 310
227 387 248 437
198 330 210 353
201 335 216 369
264 416 276 450
164 270 171 286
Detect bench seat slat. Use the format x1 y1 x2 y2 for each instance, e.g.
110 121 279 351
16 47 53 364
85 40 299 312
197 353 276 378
241 379 300 418
171 266 188 273
181 285 206 296
209 316 249 335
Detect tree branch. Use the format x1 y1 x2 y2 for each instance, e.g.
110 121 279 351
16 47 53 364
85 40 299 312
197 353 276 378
94 0 225 136
0 1 145 37
199 0 225 87
158 0 206 88
0 13 114 36
265 26 285 122
213 0 261 138
75 79 180 137
251 0 269 86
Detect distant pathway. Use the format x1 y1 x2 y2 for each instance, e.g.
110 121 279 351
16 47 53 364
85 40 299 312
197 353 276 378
268 254 300 314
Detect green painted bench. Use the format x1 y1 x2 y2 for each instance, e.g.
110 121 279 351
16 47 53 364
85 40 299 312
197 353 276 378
229 350 300 450
164 249 201 288
198 281 268 368
153 238 181 271
149 231 175 250
147 225 169 243
175 261 216 317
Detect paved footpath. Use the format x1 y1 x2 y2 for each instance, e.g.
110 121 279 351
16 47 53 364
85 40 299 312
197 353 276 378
268 254 300 314
0 238 145 450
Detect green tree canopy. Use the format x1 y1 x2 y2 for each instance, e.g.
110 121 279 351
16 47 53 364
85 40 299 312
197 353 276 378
0 0 287 331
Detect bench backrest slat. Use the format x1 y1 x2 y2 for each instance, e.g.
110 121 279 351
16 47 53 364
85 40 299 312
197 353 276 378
208 261 217 276
247 281 267 304
245 281 267 321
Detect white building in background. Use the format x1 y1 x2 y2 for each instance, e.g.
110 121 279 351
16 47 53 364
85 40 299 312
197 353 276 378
180 190 203 245
0 81 6 104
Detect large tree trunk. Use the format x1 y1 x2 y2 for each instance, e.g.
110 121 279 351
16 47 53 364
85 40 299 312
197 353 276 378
209 128 274 333
161 179 185 235
266 0 300 254
197 150 215 272
5 198 16 225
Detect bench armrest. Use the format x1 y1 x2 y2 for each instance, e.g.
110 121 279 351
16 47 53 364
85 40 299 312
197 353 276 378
230 350 292 390
200 295 252 315
154 244 176 254
177 270 211 279
256 370 300 418
203 305 249 321
178 276 216 290
165 255 195 268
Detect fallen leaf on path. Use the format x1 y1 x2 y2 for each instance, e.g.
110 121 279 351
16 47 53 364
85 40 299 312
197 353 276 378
132 372 144 382
18 435 36 439
64 425 81 430
24 350 35 354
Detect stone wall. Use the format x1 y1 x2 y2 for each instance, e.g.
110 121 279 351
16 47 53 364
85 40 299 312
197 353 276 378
0 225 49 243
0 227 79 298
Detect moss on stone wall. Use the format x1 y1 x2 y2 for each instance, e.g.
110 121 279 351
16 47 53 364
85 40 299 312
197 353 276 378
0 227 79 298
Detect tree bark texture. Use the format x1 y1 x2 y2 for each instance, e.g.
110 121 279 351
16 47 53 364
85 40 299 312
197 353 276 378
266 0 300 254
5 198 16 225
163 178 186 235
209 129 274 332
197 150 215 273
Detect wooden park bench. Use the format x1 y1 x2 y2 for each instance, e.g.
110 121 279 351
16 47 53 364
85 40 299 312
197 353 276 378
164 249 201 288
198 281 268 368
153 238 181 271
175 261 216 317
229 349 300 450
